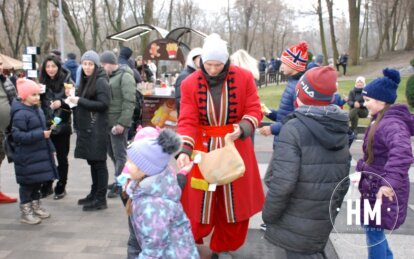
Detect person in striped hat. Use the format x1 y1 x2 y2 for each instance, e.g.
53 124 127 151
259 41 309 149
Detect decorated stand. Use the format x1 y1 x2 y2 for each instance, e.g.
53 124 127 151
107 25 206 129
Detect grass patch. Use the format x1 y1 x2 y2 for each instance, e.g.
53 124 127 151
258 76 410 125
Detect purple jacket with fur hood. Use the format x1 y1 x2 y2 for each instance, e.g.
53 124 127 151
356 104 413 230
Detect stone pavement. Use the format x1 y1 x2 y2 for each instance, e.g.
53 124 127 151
0 133 413 258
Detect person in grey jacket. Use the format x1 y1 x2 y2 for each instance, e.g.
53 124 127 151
100 51 136 198
262 66 350 259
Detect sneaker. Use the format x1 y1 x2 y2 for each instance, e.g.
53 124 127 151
107 184 121 198
0 192 17 203
260 223 267 231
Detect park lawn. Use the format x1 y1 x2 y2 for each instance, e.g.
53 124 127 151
258 76 410 125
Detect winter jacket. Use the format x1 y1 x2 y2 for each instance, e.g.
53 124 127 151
74 68 111 161
63 59 79 82
332 93 346 108
127 169 199 259
11 100 58 184
119 49 142 84
258 60 267 72
107 65 136 127
266 72 303 147
174 66 196 117
0 75 17 130
40 68 73 136
356 104 413 230
263 105 350 254
347 87 366 109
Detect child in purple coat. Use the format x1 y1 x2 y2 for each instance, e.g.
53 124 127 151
125 129 199 259
356 68 413 258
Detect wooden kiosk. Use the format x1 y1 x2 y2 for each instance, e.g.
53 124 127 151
107 25 206 129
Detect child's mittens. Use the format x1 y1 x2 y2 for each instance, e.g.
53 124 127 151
117 166 131 191
176 162 193 190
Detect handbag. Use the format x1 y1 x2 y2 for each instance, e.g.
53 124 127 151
2 117 15 163
194 134 245 185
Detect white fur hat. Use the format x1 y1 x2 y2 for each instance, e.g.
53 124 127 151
186 47 203 69
201 33 229 64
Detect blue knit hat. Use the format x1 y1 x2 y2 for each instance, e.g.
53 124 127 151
126 129 182 176
362 68 400 104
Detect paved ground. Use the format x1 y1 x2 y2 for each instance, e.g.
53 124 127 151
0 132 413 258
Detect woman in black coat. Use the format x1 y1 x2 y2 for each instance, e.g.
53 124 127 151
39 55 73 200
67 50 111 211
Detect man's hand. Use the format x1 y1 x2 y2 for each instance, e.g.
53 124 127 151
354 101 360 108
112 124 125 135
259 126 272 136
227 124 241 141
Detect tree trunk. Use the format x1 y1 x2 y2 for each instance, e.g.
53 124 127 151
375 0 399 59
55 0 87 54
348 0 362 65
227 0 233 50
317 0 328 65
37 0 49 57
92 0 98 50
166 0 173 31
326 0 339 65
242 0 253 50
405 0 414 50
141 0 154 55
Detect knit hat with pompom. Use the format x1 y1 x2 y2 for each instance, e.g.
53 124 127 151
281 41 309 72
127 129 182 176
362 68 400 104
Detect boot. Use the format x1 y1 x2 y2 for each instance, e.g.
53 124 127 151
53 182 66 200
31 200 51 219
78 193 95 206
0 192 18 203
40 181 53 198
20 203 41 225
82 199 107 211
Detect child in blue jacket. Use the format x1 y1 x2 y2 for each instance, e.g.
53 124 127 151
12 79 58 224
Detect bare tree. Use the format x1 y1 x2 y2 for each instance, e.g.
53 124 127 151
316 0 328 65
375 0 399 59
51 0 87 54
405 0 414 50
141 0 154 55
0 0 31 58
348 0 362 65
325 0 339 64
37 0 49 56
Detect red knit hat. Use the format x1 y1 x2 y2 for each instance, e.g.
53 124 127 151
16 78 40 100
295 66 337 106
281 41 309 72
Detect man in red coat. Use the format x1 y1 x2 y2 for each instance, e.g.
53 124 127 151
176 33 264 257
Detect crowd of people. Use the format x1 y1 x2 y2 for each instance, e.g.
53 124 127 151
0 32 412 259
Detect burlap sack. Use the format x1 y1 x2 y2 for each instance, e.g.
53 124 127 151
194 134 245 185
